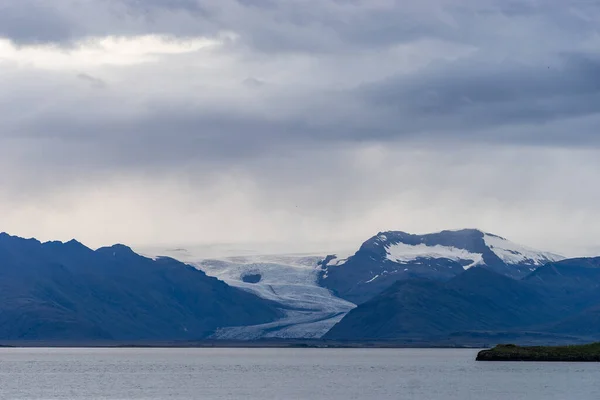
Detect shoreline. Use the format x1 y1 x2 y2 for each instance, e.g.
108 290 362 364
0 340 482 349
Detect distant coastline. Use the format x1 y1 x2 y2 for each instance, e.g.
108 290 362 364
0 337 590 349
0 339 475 349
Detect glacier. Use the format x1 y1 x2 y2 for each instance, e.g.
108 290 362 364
138 247 355 339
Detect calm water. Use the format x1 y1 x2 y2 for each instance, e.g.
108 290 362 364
0 348 599 399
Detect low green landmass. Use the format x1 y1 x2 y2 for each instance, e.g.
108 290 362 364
477 343 600 361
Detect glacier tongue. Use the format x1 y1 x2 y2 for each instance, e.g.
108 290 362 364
196 255 355 339
136 248 356 339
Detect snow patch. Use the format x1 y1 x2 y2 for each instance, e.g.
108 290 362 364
323 247 359 267
326 257 348 267
483 234 565 266
385 242 483 270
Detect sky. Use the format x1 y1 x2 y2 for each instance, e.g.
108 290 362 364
1 0 600 256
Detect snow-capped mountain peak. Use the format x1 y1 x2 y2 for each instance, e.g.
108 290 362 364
319 229 565 304
324 229 563 270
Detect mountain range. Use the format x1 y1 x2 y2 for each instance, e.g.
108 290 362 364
1 228 599 345
0 233 281 341
324 258 600 344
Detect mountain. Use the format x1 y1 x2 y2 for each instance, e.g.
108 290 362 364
324 258 600 343
0 233 282 341
319 229 564 304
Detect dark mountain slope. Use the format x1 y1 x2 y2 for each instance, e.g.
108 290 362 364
524 257 600 338
521 257 600 314
323 260 600 342
324 267 562 340
0 233 282 341
545 303 600 338
524 257 600 291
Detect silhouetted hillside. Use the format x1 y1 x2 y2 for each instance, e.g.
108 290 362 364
0 233 282 341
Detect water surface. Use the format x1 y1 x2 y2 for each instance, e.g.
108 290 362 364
0 348 598 399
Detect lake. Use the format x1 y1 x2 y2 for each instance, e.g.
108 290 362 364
0 348 598 399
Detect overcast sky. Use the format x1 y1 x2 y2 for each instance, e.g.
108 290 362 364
1 0 599 256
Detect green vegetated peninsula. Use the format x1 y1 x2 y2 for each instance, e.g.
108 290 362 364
477 343 600 362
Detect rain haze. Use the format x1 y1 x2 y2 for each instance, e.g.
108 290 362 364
1 0 600 257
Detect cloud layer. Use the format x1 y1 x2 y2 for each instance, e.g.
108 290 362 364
1 0 599 256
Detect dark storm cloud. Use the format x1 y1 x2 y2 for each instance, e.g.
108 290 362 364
359 52 600 142
0 0 598 56
5 54 600 181
1 0 600 177
0 0 215 45
0 1 539 48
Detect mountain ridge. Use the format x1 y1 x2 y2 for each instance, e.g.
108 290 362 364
319 228 564 304
0 232 283 341
324 258 600 343
0 229 587 343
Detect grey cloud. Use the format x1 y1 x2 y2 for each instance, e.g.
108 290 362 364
0 0 591 52
119 0 205 12
77 73 107 89
242 77 266 87
358 52 600 142
10 110 313 169
0 1 74 44
0 0 215 45
4 51 600 183
105 0 594 54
